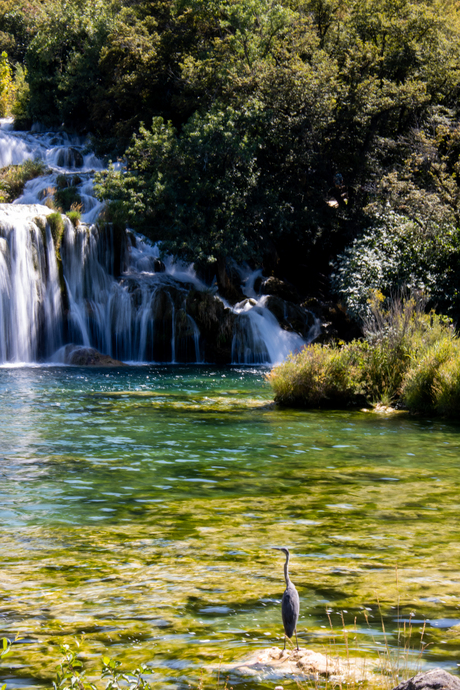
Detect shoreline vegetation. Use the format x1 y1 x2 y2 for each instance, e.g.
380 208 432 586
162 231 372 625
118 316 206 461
268 293 460 417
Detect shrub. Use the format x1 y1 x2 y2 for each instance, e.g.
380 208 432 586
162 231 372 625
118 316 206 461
331 213 459 322
268 343 363 407
66 210 81 227
11 63 31 129
269 293 459 412
361 292 454 402
54 185 81 212
433 355 460 417
401 338 458 413
0 51 14 117
0 158 48 201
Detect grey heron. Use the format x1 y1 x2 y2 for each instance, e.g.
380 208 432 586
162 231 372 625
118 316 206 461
272 547 300 650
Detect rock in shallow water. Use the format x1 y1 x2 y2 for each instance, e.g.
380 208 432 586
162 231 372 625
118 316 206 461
58 344 125 366
213 647 374 683
392 669 460 690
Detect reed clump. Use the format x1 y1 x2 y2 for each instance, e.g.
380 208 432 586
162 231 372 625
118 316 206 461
268 292 460 416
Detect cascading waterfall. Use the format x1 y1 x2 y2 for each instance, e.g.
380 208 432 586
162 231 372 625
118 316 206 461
0 120 320 365
0 205 63 362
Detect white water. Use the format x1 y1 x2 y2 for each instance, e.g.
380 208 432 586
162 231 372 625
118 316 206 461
0 121 318 364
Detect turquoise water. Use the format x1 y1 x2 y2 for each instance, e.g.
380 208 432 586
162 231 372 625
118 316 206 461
1 366 460 689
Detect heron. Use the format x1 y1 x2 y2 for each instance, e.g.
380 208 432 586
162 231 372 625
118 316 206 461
272 547 300 651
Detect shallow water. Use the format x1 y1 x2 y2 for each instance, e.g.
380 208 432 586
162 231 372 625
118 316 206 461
1 366 460 689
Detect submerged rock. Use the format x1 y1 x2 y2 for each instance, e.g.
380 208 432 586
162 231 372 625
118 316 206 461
392 669 460 690
57 344 125 366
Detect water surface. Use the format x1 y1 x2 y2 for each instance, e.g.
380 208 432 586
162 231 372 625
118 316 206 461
1 366 460 688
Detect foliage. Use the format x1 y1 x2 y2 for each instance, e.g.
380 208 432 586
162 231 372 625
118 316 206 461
269 293 460 412
0 158 48 201
433 355 460 417
2 0 460 309
52 643 152 690
54 185 81 212
267 341 364 407
25 0 116 128
0 50 13 115
66 209 81 227
401 338 459 414
331 214 460 321
11 63 30 128
360 291 452 403
95 106 267 265
47 212 65 254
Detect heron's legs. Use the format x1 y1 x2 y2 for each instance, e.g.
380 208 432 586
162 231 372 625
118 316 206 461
295 629 299 651
283 635 286 651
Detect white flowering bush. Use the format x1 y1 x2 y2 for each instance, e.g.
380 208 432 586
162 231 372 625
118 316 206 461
331 213 459 321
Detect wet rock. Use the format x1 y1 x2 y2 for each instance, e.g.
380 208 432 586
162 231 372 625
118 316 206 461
261 277 299 303
392 669 460 690
263 295 319 341
302 297 362 343
60 344 125 366
154 258 165 273
186 289 236 363
214 257 245 304
214 647 375 683
56 147 84 169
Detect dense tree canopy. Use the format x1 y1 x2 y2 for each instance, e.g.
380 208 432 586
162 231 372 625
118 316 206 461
3 0 460 318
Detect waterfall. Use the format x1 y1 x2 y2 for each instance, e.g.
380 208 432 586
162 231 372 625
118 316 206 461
0 121 320 365
0 205 62 363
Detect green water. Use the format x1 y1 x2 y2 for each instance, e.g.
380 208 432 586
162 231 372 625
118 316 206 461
1 365 460 689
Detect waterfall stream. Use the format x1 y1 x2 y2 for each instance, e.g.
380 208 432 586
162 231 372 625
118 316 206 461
0 120 319 365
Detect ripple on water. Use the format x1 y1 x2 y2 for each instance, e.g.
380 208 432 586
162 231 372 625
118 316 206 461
1 365 460 688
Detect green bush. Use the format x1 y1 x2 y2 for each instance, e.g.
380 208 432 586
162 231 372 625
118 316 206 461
269 294 460 413
0 158 48 201
66 210 81 227
11 63 31 129
268 342 364 407
331 214 460 322
361 293 454 403
433 355 460 417
401 338 458 414
54 186 81 212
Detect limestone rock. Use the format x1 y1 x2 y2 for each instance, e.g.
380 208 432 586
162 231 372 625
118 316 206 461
215 646 374 683
392 669 460 690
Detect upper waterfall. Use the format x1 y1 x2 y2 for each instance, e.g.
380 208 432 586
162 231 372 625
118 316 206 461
0 121 319 365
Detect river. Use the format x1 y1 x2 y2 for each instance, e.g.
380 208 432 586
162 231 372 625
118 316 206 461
1 365 460 689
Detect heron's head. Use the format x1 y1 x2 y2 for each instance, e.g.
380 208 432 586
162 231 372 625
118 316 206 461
272 546 290 557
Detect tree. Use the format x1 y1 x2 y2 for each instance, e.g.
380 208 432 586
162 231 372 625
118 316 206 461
0 50 14 116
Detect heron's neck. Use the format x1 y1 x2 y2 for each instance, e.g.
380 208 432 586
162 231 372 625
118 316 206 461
284 553 291 586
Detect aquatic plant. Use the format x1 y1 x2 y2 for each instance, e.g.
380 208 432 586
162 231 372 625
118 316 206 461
52 643 152 690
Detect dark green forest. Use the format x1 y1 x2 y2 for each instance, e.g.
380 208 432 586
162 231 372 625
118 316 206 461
2 0 460 324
